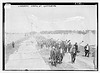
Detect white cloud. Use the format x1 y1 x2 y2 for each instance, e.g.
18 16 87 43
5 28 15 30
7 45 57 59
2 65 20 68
64 16 85 22
29 16 88 31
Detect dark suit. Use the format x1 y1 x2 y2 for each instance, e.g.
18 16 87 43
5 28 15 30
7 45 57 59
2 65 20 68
50 48 57 66
74 44 78 53
68 43 72 53
84 45 90 57
71 46 77 63
12 42 15 48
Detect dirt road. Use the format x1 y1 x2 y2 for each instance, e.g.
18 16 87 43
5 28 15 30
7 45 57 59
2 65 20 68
5 37 96 71
5 37 50 70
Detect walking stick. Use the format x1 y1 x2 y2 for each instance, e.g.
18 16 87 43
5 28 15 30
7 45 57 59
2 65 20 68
66 40 70 44
79 41 84 45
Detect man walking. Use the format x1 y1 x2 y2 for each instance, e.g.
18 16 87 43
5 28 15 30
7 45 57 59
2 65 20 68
84 44 90 57
74 42 78 53
68 42 72 53
50 46 57 66
58 43 64 64
12 41 15 48
71 45 77 63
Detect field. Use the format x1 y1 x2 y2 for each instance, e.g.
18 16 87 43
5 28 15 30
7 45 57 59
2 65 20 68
5 33 26 45
5 33 29 63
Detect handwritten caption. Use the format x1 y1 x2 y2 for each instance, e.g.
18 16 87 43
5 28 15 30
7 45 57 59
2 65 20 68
18 5 56 7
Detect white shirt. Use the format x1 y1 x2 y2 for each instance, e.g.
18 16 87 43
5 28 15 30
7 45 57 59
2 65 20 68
60 49 63 53
86 46 89 50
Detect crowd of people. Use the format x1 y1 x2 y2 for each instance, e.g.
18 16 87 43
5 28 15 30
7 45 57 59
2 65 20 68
49 40 79 66
10 37 97 69
37 39 91 67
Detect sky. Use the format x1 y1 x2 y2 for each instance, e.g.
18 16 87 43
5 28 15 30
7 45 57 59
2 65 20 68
5 4 97 33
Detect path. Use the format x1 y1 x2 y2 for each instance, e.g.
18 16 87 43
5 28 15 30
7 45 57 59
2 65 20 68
5 37 50 70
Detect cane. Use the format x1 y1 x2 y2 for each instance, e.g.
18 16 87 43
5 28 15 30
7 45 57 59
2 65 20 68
66 40 70 44
79 41 84 45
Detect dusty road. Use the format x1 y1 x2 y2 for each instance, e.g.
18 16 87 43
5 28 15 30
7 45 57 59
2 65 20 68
5 37 50 70
5 37 96 70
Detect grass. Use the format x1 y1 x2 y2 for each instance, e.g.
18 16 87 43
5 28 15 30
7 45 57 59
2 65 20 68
5 36 29 64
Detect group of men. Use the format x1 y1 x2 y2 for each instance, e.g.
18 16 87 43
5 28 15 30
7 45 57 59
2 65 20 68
49 41 91 66
48 40 79 66
38 39 91 66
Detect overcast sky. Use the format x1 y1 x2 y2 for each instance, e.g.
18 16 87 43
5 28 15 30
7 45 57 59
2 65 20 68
5 4 97 33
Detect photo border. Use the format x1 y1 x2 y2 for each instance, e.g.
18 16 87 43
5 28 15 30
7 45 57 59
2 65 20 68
2 2 99 71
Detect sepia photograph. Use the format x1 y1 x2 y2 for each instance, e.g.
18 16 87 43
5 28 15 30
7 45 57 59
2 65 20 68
3 3 98 71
